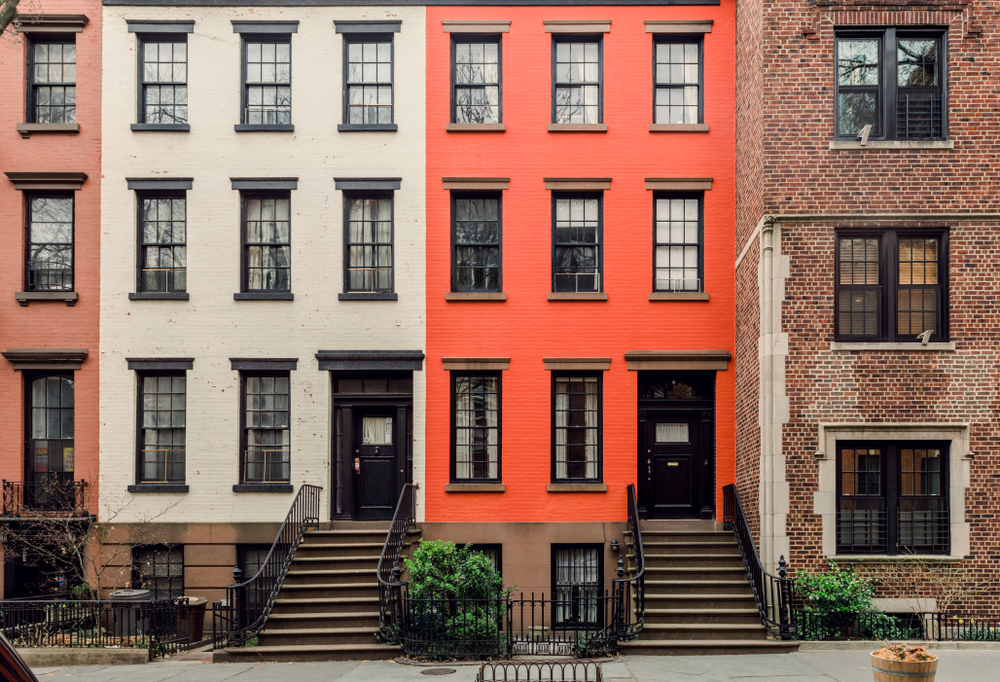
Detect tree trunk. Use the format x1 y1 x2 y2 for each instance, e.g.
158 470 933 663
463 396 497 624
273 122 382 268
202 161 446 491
0 0 21 35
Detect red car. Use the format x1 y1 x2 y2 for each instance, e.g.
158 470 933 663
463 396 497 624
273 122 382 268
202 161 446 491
0 631 39 682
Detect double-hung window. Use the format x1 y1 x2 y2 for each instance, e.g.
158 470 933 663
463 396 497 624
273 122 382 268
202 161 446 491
835 230 947 342
552 375 601 483
452 37 501 124
835 30 946 140
343 35 394 128
452 194 501 292
138 374 186 483
837 442 949 555
654 38 702 125
139 36 188 125
132 546 184 600
344 194 394 295
235 24 294 129
26 195 74 292
552 545 602 628
451 373 501 482
138 194 187 294
241 373 291 483
552 37 601 124
552 194 602 293
28 37 76 124
654 194 702 292
241 193 291 295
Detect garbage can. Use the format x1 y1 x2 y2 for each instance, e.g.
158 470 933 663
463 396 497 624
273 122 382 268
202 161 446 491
176 596 208 643
109 589 152 639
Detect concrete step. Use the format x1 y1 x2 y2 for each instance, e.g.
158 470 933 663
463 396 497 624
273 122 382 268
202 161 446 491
643 566 748 581
637 623 768 641
277 582 379 600
645 594 757 610
295 542 387 555
291 555 383 571
265 611 380 630
271 596 380 615
214 643 400 663
642 542 740 556
283 568 378 586
642 608 761 625
259 627 381 647
643 580 754 595
644 555 746 569
618 639 799 656
638 530 735 543
301 531 395 546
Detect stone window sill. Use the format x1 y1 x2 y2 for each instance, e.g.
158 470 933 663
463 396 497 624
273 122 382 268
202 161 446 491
128 484 189 493
131 123 190 132
445 483 505 493
547 483 607 493
17 123 80 138
548 292 607 301
16 291 78 306
338 123 397 132
831 341 956 352
446 123 506 132
831 555 964 563
649 292 709 301
130 292 190 301
339 292 398 301
446 292 507 302
234 124 295 133
233 483 294 493
828 140 953 150
649 124 709 133
548 123 607 133
234 292 294 301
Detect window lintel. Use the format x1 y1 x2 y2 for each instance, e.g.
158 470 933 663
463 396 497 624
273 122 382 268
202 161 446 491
646 177 712 191
127 358 194 371
443 20 510 33
127 20 194 33
2 348 88 370
232 20 298 34
544 20 611 33
17 14 88 33
335 178 401 191
6 172 87 191
128 178 193 191
335 20 401 33
231 177 298 191
230 358 298 371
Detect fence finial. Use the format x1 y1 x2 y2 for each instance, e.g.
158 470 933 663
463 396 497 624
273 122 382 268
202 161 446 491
616 555 624 578
778 555 787 579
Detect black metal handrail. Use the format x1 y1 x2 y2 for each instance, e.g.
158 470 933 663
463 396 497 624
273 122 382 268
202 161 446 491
2 480 90 517
612 483 644 640
722 483 796 639
377 482 418 643
217 483 320 647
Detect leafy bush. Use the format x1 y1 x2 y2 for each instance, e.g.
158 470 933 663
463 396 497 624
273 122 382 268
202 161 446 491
406 540 508 602
795 561 876 613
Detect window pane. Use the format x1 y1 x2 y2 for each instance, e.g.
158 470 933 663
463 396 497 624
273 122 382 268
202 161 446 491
837 92 878 137
838 39 879 85
244 373 291 482
898 40 937 87
655 196 701 291
346 197 393 293
554 377 600 481
453 374 500 481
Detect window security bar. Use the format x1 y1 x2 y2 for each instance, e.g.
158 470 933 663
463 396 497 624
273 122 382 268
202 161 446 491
28 268 73 291
244 106 291 126
141 448 186 483
244 448 291 483
896 96 944 139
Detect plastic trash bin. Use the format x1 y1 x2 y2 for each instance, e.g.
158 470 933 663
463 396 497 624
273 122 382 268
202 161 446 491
109 589 151 639
176 596 208 643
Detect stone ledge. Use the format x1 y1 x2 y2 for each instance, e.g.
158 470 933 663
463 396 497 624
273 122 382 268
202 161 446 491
828 140 954 150
445 292 507 301
17 647 149 667
445 483 505 493
830 341 956 352
546 483 608 492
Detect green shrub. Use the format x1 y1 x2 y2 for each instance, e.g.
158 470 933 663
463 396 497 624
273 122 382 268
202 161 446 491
405 540 508 602
794 561 876 613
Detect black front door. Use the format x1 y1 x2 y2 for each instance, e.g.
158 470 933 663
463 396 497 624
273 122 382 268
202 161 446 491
353 410 397 520
644 413 701 518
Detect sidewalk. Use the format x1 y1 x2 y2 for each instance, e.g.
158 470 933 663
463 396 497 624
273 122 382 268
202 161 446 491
28 650 1000 682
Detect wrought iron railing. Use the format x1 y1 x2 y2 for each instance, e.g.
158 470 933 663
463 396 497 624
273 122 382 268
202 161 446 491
896 95 944 139
2 480 90 517
722 483 796 639
613 483 644 640
797 610 1000 642
377 482 418 643
213 484 320 647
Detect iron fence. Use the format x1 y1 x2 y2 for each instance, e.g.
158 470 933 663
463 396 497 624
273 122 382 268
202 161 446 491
377 482 418 643
797 611 1000 642
614 483 644 641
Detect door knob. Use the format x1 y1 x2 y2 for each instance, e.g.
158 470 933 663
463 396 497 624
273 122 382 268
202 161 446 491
375 447 380 455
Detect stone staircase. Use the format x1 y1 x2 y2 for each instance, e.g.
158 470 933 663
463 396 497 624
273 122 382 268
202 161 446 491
216 523 420 662
619 520 799 656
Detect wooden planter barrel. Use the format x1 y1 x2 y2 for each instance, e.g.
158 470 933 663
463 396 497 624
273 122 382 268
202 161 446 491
871 652 938 682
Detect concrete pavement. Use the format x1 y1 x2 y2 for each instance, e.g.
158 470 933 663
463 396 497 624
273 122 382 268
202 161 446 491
27 650 1000 682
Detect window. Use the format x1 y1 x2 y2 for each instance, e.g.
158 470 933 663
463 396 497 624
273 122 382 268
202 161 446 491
552 194 601 293
138 195 186 293
452 37 501 124
460 544 502 575
132 546 184 600
835 30 945 140
241 373 290 483
552 375 601 482
654 39 701 124
654 195 702 292
26 374 74 509
344 36 393 126
552 545 602 628
553 37 601 124
451 373 500 482
835 230 947 342
344 195 393 294
837 442 949 555
26 195 74 292
28 37 76 124
139 37 187 124
241 194 291 293
242 37 291 125
452 194 501 292
138 374 186 483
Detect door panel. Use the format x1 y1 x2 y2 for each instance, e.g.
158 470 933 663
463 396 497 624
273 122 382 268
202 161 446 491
354 411 397 520
645 414 700 518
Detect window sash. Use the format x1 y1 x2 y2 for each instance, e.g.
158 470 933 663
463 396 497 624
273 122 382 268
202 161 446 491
138 194 187 293
243 38 292 125
452 37 502 124
552 375 601 482
29 38 77 124
344 36 394 125
26 195 74 292
552 38 601 124
241 373 291 483
132 546 184 601
139 36 188 125
654 194 702 292
451 373 501 482
452 193 502 292
552 545 602 628
344 194 394 293
552 194 602 293
241 194 291 293
654 39 702 125
138 373 186 483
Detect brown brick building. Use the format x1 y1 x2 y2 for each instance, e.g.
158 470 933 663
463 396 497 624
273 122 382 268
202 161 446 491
735 0 1000 610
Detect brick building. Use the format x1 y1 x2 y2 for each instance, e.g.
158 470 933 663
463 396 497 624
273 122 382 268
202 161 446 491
735 0 1000 610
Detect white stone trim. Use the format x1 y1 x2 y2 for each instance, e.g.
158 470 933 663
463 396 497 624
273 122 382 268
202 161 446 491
831 342 956 352
813 422 971 560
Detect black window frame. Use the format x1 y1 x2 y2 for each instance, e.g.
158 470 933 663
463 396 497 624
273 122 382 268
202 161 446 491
239 34 292 127
834 228 948 343
652 36 704 125
136 33 188 126
239 191 292 295
450 371 502 483
834 28 948 141
450 34 503 125
341 33 395 130
136 371 187 484
239 370 292 484
550 372 603 484
653 192 704 293
26 34 77 124
342 191 395 295
132 545 184 600
25 192 75 292
451 191 503 293
551 544 604 630
136 191 187 295
551 192 603 294
551 35 603 125
836 441 950 555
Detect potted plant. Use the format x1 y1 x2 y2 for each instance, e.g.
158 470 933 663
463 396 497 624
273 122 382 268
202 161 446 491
871 643 938 682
